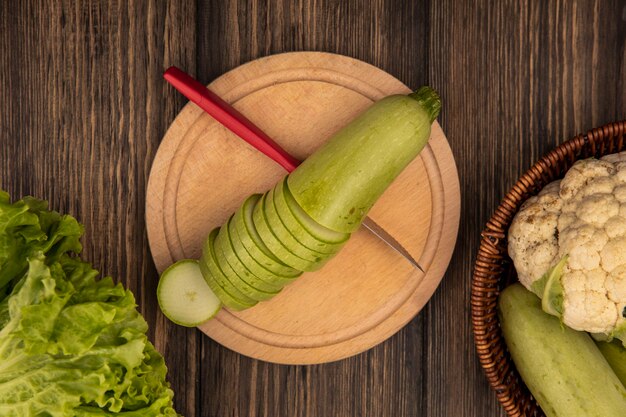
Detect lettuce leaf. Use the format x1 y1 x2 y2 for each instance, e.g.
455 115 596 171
0 192 179 416
0 193 83 297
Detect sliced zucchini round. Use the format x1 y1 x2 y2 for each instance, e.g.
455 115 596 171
228 215 300 287
283 179 350 244
214 223 280 301
272 177 347 254
252 193 320 271
199 228 257 311
157 259 222 327
235 195 301 277
264 186 333 262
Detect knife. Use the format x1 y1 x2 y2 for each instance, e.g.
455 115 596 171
163 66 424 273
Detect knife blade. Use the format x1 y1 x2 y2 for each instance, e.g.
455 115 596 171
163 66 425 273
361 217 424 272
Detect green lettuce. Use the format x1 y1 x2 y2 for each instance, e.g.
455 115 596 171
0 192 179 416
0 191 83 297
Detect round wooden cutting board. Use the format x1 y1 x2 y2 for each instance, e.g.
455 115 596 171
146 52 460 364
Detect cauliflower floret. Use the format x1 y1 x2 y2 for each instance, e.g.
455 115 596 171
600 151 626 164
580 176 616 196
575 194 619 226
559 159 615 200
561 268 617 333
557 212 577 231
605 216 626 238
558 224 607 270
600 236 626 272
562 289 618 334
508 156 626 341
614 185 626 203
616 169 626 183
508 183 561 288
606 264 626 302
562 268 617 333
561 270 588 292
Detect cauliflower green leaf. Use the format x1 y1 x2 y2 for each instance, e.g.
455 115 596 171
529 256 569 317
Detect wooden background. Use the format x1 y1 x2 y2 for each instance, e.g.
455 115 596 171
1 1 625 416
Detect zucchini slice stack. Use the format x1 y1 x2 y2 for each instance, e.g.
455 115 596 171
158 87 441 325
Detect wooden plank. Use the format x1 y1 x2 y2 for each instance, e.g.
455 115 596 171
196 0 430 86
2 0 625 416
427 0 626 416
195 0 431 416
0 1 198 415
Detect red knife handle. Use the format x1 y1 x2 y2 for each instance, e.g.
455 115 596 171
164 66 301 173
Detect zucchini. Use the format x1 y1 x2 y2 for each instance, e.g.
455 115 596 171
235 195 302 278
199 228 257 311
213 226 277 302
272 177 347 254
283 179 350 244
161 88 443 324
214 221 281 300
498 283 626 417
287 87 440 233
252 193 322 271
227 216 299 287
264 186 333 261
157 260 221 327
198 260 251 312
596 339 626 387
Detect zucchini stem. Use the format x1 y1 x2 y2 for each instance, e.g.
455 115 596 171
409 86 441 123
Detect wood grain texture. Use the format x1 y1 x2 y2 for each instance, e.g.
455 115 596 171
0 1 199 416
428 1 626 416
1 0 625 416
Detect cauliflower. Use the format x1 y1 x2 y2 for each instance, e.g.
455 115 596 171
508 153 626 343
